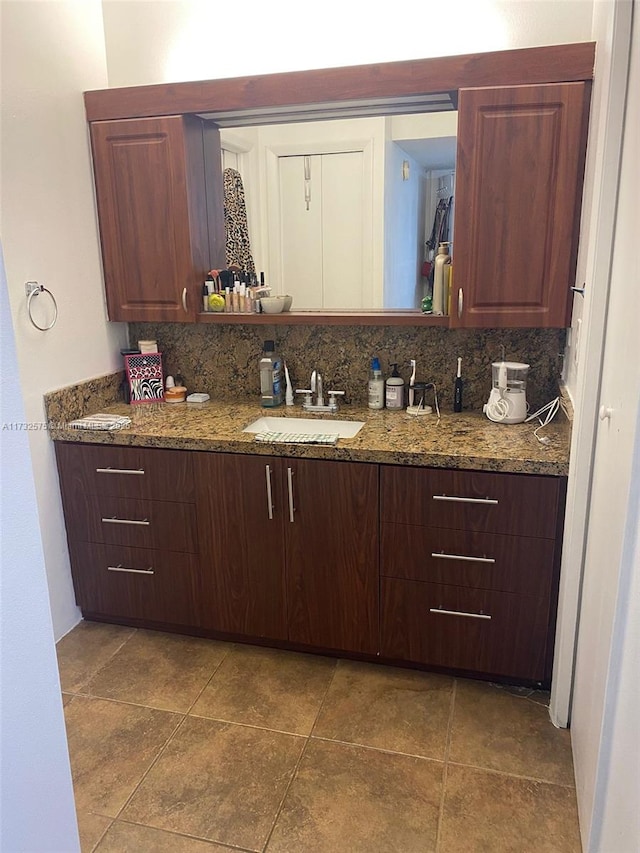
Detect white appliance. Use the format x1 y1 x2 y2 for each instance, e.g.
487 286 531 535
484 361 529 424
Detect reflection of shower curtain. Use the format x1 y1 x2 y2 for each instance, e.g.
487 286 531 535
223 167 255 274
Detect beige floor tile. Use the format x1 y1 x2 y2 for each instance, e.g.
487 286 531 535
313 660 453 759
65 695 181 817
77 812 112 852
56 621 135 693
449 679 575 786
121 716 305 850
267 739 443 852
439 764 582 852
191 644 336 734
95 820 245 852
85 630 231 712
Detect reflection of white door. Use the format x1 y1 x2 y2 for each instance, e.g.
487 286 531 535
278 151 366 310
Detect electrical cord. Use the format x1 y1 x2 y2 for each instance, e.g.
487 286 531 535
484 391 510 422
525 397 560 445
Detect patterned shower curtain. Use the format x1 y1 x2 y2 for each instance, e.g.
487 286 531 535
223 167 256 275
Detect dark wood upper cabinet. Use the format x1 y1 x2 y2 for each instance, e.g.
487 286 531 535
451 82 590 328
90 115 224 322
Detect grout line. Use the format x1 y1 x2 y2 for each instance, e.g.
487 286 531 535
261 659 340 852
89 816 114 853
434 677 457 853
446 759 577 789
62 624 138 694
187 711 311 738
309 734 447 765
183 642 235 716
107 816 257 852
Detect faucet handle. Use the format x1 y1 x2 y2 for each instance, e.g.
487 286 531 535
295 389 313 406
327 390 345 411
328 390 345 399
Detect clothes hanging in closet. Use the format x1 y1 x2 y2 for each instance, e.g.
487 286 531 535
423 196 453 282
223 167 256 275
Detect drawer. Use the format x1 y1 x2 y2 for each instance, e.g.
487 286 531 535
64 494 197 553
380 577 550 681
380 466 561 538
69 541 201 627
55 442 194 502
381 523 555 597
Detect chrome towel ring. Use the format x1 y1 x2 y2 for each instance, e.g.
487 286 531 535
26 281 58 331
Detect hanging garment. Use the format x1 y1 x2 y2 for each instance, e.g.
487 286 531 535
223 167 255 274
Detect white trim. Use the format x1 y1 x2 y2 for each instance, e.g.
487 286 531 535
550 0 633 728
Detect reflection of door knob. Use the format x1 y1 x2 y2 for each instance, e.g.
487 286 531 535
599 405 613 421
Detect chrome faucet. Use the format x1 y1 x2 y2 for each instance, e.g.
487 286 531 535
295 369 345 413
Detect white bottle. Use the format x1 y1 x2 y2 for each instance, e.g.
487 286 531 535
385 363 405 410
368 357 384 409
433 242 451 315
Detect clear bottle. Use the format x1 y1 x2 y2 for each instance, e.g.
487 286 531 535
260 340 283 407
385 363 405 409
368 357 384 410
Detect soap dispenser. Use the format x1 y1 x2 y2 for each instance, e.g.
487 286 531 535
385 363 405 410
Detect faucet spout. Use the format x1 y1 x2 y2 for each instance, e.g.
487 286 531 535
311 370 324 408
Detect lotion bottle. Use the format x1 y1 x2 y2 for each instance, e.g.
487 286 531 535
385 363 405 409
368 357 384 410
433 242 451 315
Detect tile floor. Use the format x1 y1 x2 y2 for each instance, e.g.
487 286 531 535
57 621 582 852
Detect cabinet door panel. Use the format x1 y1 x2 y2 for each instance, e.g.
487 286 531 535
381 466 560 538
381 523 554 597
70 541 200 627
64 494 197 553
452 82 590 328
90 115 215 322
285 459 379 654
195 452 287 641
55 442 195 502
381 577 549 681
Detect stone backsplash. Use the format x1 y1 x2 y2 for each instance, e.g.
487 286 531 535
128 323 565 413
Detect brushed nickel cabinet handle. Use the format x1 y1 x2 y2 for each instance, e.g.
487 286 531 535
429 607 491 620
432 495 498 505
101 517 150 526
107 564 154 575
95 467 145 475
431 552 496 564
182 287 188 312
457 287 464 318
265 464 274 520
287 467 295 523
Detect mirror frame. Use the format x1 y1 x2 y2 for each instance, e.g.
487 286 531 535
85 42 595 326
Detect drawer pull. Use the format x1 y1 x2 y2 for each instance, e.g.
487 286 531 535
429 607 491 620
96 467 145 475
432 495 498 505
265 464 274 520
107 564 154 575
287 467 295 523
431 552 495 564
101 516 150 526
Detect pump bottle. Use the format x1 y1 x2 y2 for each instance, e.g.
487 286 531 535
385 363 405 409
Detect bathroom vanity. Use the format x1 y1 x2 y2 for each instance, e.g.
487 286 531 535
52 401 568 687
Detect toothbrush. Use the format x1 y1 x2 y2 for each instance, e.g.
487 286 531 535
408 359 416 408
284 362 294 406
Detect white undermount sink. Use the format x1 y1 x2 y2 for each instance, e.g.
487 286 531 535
243 416 365 439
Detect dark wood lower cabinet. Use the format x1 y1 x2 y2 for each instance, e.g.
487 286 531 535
381 577 550 682
195 452 288 642
70 542 201 626
56 441 564 684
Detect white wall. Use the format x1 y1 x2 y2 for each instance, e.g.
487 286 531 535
0 0 128 639
101 0 593 85
0 244 80 852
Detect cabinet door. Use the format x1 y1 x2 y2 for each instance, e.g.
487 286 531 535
90 115 223 322
284 458 379 654
452 82 590 328
195 452 288 641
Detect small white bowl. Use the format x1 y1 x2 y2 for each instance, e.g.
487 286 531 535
282 295 293 312
260 297 286 314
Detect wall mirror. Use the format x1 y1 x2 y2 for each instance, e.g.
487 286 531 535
215 111 457 312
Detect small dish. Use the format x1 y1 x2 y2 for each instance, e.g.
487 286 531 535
282 295 293 312
260 297 285 314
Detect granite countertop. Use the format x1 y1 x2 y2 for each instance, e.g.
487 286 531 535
49 398 571 476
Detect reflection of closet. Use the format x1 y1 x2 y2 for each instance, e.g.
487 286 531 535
276 151 368 310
